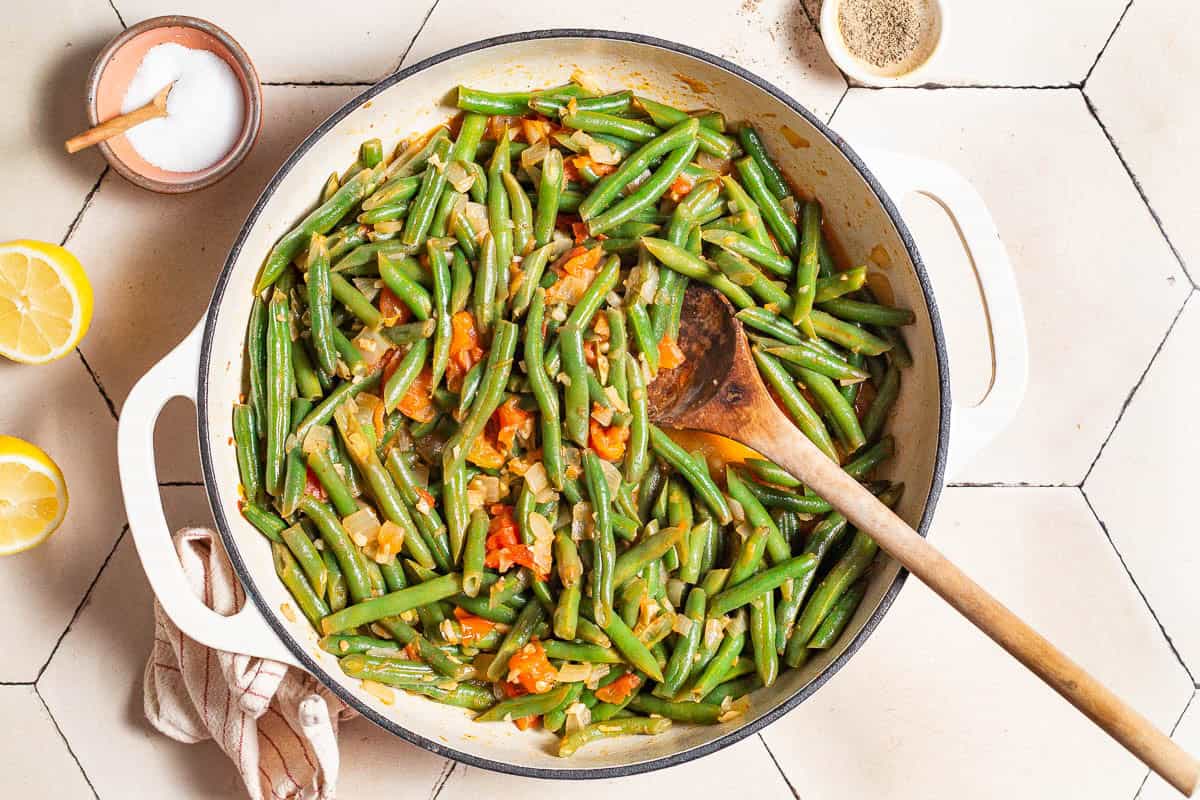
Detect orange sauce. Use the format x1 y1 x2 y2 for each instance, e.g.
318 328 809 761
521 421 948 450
664 430 762 479
865 271 895 305
780 125 810 148
672 73 711 94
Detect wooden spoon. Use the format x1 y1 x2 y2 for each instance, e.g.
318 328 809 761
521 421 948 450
648 284 1199 796
65 82 174 154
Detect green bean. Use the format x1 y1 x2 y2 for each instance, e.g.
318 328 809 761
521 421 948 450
626 302 659 375
790 200 821 332
273 542 330 627
560 324 590 447
544 683 586 733
534 148 563 248
744 458 801 489
587 140 699 236
752 348 839 463
246 297 270 439
375 616 472 680
456 361 484 417
462 509 488 598
583 450 617 628
741 477 832 515
320 633 399 657
511 243 557 319
455 84 584 115
257 168 378 292
701 229 792 278
331 329 365 376
819 298 915 328
338 654 436 686
487 134 514 307
264 290 293 496
628 694 721 724
641 237 755 310
281 524 329 599
616 356 650 488
785 529 878 666
685 618 745 701
735 307 803 345
649 426 732 524
736 156 797 257
795 367 867 452
232 404 261 502
565 254 620 330
304 234 339 375
543 640 624 664
320 572 462 634
810 310 891 356
702 673 762 706
661 588 706 694
634 96 736 158
384 127 451 181
404 681 497 711
553 538 582 641
298 496 372 603
563 109 660 142
601 611 663 682
862 363 900 442
612 523 687 588
379 558 407 592
763 342 869 382
711 249 792 312
477 682 571 722
709 554 817 617
360 177 420 215
428 241 452 391
815 266 868 303
808 578 868 649
524 290 564 489
738 124 790 199
578 119 698 220
749 591 779 686
242 503 286 543
558 716 671 757
501 171 534 257
487 598 546 681
720 175 772 248
383 339 429 413
290 341 323 401
379 255 432 321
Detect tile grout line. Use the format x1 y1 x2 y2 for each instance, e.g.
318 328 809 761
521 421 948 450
106 0 125 28
854 83 1079 91
59 166 108 249
427 759 457 800
34 526 128 683
1081 0 1135 87
1133 689 1195 800
75 348 119 421
263 80 376 88
826 84 850 125
758 733 803 799
34 685 101 799
159 480 204 487
1078 487 1197 685
1080 289 1194 486
948 481 1079 489
1081 90 1196 288
389 0 442 75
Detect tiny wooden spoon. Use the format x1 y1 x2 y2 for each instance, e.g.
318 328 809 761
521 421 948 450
65 81 174 154
649 285 1199 796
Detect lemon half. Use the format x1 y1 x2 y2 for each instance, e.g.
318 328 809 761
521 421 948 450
0 240 93 364
0 436 69 555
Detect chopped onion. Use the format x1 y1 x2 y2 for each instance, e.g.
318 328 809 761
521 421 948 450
583 665 611 690
587 141 621 166
604 386 629 414
623 168 652 196
528 512 555 576
780 194 799 224
302 424 333 456
520 138 549 169
703 618 725 651
524 163 542 190
469 474 503 504
667 579 687 609
717 695 751 723
343 507 381 547
427 152 445 172
672 612 694 636
351 276 382 302
445 160 475 193
571 502 594 541
726 609 748 637
463 201 490 239
569 129 596 150
728 497 746 524
696 151 732 174
439 619 461 644
598 458 622 497
569 69 603 95
352 330 392 368
557 663 593 683
365 647 401 658
564 702 592 734
591 404 614 427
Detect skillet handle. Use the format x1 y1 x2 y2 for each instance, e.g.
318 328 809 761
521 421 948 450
118 322 301 668
857 147 1029 477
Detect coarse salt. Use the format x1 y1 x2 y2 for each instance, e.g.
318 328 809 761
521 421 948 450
121 42 245 172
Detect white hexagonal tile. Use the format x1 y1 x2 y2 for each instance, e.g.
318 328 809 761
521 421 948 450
68 84 361 484
435 735 793 800
0 354 123 681
111 1 436 82
1 0 116 244
1141 693 1200 800
1085 292 1200 671
1087 0 1200 282
404 0 848 121
802 0 1128 87
831 88 1190 484
39 531 245 798
761 487 1193 799
336 723 452 797
0 686 93 797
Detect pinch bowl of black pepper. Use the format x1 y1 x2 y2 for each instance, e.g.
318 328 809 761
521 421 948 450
819 0 946 86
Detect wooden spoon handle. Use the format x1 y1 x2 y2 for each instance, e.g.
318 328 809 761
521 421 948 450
65 84 171 154
746 414 1199 796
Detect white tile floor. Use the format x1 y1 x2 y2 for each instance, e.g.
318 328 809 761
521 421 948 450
1 2 1197 798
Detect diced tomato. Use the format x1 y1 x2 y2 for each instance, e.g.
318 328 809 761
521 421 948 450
380 348 403 385
371 398 386 440
446 310 485 391
303 467 328 501
453 607 497 645
559 245 603 277
466 431 506 470
397 367 436 423
513 715 539 731
582 340 599 368
403 641 421 661
484 505 540 576
667 173 696 203
521 117 553 144
500 680 527 698
378 287 412 327
562 157 581 184
657 337 687 369
506 639 558 694
569 155 615 179
594 672 641 704
416 486 437 510
567 221 587 245
486 115 520 141
589 418 630 462
495 397 532 451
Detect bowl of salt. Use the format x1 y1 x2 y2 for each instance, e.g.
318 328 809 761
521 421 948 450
86 15 262 193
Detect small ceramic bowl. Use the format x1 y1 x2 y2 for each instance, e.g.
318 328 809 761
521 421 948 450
86 15 262 193
820 0 946 87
